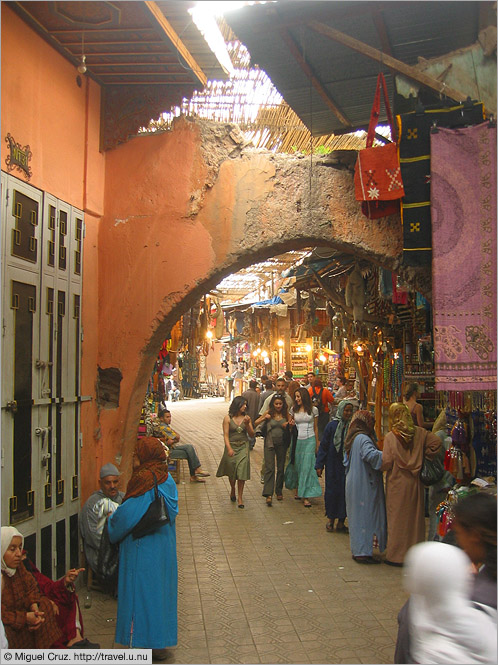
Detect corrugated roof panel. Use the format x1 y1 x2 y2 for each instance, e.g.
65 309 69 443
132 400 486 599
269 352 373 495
226 1 482 135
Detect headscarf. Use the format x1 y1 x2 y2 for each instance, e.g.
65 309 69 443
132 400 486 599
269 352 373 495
405 541 497 664
124 437 169 500
333 399 356 453
432 408 447 435
1 526 23 577
344 410 376 453
389 402 415 447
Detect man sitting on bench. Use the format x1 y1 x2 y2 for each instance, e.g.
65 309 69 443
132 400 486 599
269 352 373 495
153 407 210 483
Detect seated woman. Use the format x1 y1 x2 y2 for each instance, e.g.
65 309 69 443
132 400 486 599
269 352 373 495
1 527 62 649
22 555 99 649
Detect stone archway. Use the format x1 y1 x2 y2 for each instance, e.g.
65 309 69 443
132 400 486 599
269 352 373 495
91 117 422 490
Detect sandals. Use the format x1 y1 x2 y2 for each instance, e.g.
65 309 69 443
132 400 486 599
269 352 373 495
230 494 236 502
190 477 205 483
303 500 312 508
195 471 210 477
326 522 334 532
276 495 283 501
238 503 245 509
266 497 272 507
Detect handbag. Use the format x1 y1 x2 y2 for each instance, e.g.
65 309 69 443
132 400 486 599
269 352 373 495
354 73 404 218
96 519 119 586
420 450 445 486
132 471 170 540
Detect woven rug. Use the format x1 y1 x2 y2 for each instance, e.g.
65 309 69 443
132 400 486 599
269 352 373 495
431 122 496 390
397 101 484 267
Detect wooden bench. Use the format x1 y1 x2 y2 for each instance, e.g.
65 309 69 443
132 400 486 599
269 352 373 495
168 458 188 483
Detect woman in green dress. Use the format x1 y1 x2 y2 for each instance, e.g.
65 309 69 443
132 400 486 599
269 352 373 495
217 396 254 508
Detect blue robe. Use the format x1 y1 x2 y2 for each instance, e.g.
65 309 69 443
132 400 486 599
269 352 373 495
344 433 386 557
315 420 346 520
108 475 178 648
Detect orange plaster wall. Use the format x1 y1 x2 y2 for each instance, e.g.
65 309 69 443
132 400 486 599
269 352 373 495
1 6 105 211
2 5 105 501
98 122 216 475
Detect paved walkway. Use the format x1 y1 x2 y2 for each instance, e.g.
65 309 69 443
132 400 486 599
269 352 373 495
81 397 408 664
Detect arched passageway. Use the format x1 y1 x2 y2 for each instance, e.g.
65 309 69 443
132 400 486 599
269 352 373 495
92 117 426 493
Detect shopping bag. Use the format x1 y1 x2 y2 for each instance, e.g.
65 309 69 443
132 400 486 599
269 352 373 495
354 73 404 216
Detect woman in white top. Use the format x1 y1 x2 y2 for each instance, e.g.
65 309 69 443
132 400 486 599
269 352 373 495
289 388 322 507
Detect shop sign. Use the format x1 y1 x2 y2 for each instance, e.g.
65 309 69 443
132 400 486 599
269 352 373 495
5 133 32 180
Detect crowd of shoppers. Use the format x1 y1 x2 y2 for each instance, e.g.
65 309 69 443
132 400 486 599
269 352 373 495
3 372 494 662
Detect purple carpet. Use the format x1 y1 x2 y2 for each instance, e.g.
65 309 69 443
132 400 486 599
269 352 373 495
431 122 496 390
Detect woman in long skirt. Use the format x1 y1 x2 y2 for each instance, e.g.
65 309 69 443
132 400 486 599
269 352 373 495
315 399 356 531
216 396 254 508
108 437 178 659
289 388 322 508
344 410 386 564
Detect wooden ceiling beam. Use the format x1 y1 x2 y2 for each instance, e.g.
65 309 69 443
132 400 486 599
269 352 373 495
278 27 352 129
61 39 164 46
100 81 195 86
89 61 179 67
79 51 175 57
144 1 207 87
307 20 469 103
50 28 156 34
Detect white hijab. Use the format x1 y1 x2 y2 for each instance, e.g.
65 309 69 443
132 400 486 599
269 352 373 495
1 526 23 577
404 541 497 664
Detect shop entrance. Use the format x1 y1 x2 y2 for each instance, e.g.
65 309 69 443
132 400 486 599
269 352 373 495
1 172 84 578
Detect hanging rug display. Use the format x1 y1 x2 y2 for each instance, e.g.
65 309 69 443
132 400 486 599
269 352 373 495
431 121 496 390
397 101 484 267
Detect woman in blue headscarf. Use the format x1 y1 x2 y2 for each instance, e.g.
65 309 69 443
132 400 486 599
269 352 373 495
315 399 356 532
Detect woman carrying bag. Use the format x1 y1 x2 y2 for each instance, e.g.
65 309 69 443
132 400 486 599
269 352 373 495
108 437 178 660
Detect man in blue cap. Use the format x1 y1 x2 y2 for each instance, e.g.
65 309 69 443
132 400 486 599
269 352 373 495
79 463 124 574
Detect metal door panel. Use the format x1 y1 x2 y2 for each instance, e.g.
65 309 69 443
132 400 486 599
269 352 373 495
1 174 83 577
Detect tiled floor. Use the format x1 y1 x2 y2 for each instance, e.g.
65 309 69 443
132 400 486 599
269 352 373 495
81 397 408 663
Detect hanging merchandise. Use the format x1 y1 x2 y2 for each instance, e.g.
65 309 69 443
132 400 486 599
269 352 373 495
431 121 496 391
345 265 366 321
354 72 405 219
471 408 497 480
397 100 485 267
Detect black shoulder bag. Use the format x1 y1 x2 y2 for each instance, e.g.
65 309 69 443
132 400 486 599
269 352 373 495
96 518 119 587
132 471 170 540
